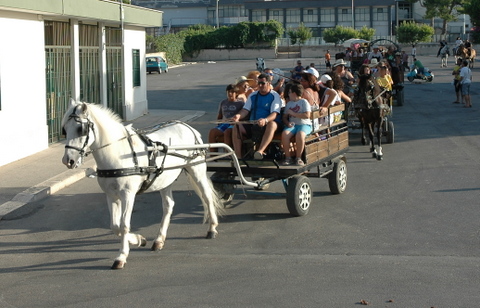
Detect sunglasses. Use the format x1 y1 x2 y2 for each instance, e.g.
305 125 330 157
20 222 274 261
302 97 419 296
258 81 267 85
379 66 387 69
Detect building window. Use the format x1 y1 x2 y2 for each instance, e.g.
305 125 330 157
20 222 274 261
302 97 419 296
355 7 370 22
286 8 300 23
270 9 283 23
252 10 266 22
303 8 317 23
132 49 140 87
338 8 352 22
373 7 388 21
320 8 335 22
398 2 412 19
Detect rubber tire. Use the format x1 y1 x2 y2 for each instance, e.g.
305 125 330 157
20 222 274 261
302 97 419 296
407 75 414 82
427 76 433 82
386 121 394 144
328 159 347 195
286 175 312 217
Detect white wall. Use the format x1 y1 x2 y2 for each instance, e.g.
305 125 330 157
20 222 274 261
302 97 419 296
123 26 148 121
0 11 48 166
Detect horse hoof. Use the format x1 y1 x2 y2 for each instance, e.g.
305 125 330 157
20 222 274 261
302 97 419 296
377 155 383 161
140 236 147 247
151 241 163 251
361 138 366 145
111 260 125 270
206 231 217 239
372 152 377 158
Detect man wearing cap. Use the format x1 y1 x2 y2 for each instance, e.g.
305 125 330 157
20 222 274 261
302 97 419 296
231 73 283 159
290 60 304 80
368 45 383 63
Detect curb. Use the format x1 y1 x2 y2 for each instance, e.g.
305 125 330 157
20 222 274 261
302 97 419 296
0 160 96 220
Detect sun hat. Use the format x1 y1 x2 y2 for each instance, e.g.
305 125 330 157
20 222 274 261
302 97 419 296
332 59 346 68
319 74 332 84
236 76 252 84
369 58 379 67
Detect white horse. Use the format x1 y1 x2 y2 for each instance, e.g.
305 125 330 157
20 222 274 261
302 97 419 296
440 45 449 67
62 101 224 269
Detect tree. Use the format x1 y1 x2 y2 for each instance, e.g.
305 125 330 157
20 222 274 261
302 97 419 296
357 25 376 41
397 21 434 45
287 23 313 46
463 0 480 42
405 0 465 39
323 25 359 45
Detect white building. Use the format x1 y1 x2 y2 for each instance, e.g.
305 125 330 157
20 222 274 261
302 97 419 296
0 0 162 166
134 0 471 41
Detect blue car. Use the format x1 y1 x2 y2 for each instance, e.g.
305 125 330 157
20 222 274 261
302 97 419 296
146 56 168 74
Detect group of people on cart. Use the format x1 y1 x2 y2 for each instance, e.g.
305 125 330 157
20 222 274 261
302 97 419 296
208 46 400 165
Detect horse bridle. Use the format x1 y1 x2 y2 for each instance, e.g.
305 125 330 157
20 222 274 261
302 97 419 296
64 109 95 158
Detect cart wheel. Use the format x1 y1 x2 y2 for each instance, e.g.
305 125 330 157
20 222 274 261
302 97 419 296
286 175 312 217
386 121 394 144
328 159 347 194
427 76 433 82
211 172 235 208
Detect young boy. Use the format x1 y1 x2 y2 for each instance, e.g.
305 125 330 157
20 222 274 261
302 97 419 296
281 83 312 166
208 84 245 150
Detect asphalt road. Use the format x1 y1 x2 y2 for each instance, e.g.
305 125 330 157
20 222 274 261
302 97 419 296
1 56 479 307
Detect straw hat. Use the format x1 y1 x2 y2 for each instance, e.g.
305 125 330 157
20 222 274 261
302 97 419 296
332 59 347 68
235 76 252 84
369 58 379 67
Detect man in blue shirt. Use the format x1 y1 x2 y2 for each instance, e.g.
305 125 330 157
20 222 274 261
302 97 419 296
231 73 283 159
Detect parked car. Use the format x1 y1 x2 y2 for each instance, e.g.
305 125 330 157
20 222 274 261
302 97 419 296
146 56 168 74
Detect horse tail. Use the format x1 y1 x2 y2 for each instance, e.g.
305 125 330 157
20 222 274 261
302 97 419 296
184 163 226 223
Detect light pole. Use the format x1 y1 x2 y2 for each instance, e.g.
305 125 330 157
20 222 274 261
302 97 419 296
351 0 354 29
216 0 219 28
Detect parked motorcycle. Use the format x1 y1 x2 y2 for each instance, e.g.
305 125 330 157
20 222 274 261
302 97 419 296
407 65 434 82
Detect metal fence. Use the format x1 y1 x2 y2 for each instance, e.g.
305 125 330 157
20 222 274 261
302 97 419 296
45 21 72 143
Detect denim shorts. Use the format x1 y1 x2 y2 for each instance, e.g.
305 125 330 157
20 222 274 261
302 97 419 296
216 123 233 132
461 83 470 96
283 124 312 135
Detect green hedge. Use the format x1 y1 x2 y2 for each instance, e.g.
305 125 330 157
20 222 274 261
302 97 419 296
148 21 284 62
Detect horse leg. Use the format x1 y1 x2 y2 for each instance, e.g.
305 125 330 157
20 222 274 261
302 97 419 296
367 122 375 156
375 118 384 160
151 186 175 251
359 115 367 145
184 163 224 239
108 192 145 270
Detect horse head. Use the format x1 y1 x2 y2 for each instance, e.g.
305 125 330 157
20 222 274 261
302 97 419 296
62 99 96 169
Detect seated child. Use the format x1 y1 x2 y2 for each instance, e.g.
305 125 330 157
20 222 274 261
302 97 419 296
281 83 312 166
208 84 245 151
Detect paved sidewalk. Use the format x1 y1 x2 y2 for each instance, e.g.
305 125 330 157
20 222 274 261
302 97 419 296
0 109 204 219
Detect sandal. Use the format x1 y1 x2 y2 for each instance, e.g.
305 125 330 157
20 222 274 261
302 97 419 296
282 157 293 165
253 151 264 160
295 158 305 166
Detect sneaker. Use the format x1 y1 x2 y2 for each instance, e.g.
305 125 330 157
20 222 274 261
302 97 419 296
282 158 293 165
253 151 264 160
296 158 305 166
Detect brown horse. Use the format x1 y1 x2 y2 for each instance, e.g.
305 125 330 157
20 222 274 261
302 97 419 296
456 45 476 68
